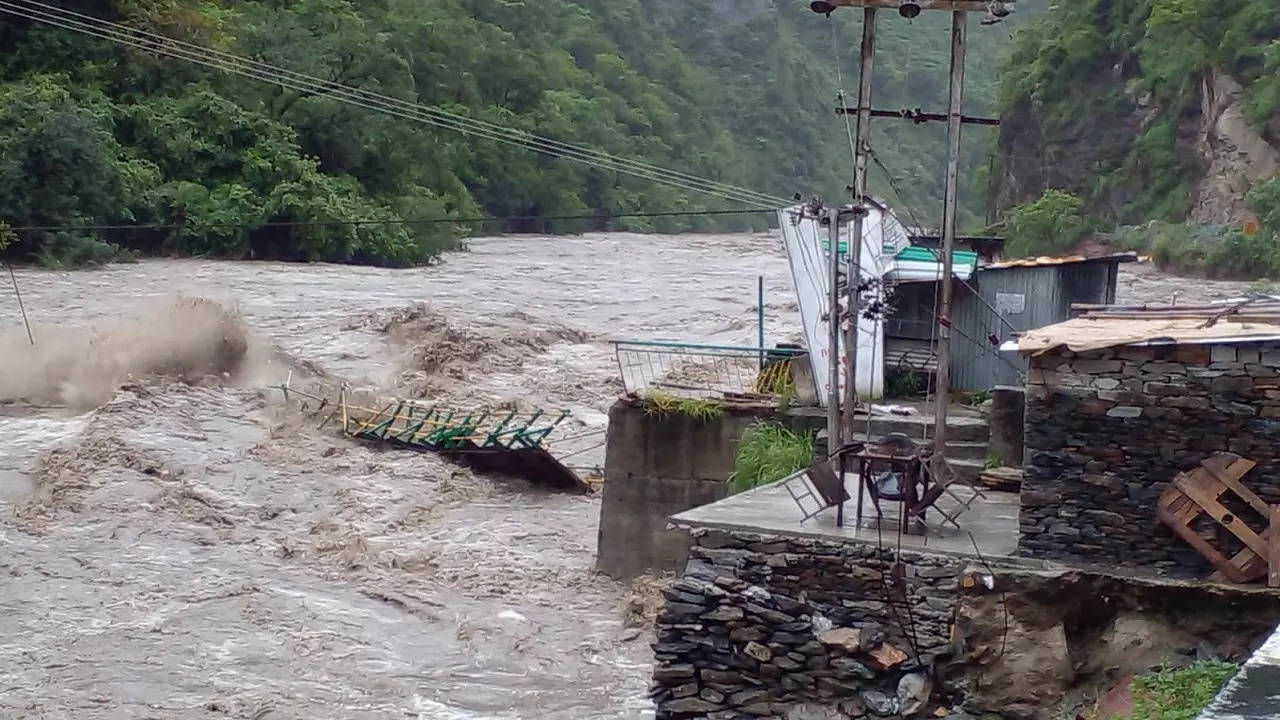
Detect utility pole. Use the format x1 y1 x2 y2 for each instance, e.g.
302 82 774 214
815 0 1015 467
843 7 876 437
827 206 843 455
932 9 967 455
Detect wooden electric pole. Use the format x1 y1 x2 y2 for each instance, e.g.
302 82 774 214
816 0 1014 465
842 7 876 437
827 206 844 453
932 9 967 455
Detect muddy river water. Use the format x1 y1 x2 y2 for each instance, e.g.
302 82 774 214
0 233 800 720
0 234 1252 720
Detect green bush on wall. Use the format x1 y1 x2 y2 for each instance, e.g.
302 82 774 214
730 422 814 495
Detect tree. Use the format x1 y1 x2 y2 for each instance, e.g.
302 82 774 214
1004 190 1086 257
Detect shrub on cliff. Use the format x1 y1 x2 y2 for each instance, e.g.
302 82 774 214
1004 190 1087 257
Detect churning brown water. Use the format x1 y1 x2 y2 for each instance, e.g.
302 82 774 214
0 233 800 720
0 234 1248 720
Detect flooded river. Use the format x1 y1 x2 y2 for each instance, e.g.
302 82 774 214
0 233 1252 720
0 233 799 720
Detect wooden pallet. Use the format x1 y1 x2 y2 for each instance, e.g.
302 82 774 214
977 466 1023 492
1156 452 1280 585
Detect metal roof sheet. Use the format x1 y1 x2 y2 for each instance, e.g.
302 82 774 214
1014 317 1280 355
983 251 1140 271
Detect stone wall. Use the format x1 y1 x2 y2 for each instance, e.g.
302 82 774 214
988 385 1025 467
651 527 1280 719
651 528 971 719
1020 341 1280 576
597 399 824 579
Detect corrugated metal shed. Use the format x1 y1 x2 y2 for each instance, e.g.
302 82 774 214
951 261 1118 389
883 255 1130 391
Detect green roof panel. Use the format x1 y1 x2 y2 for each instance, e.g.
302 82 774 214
894 246 979 268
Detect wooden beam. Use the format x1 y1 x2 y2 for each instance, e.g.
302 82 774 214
826 0 1003 12
1270 506 1280 588
1174 474 1271 559
837 107 1001 126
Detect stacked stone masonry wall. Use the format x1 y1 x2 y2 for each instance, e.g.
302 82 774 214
651 529 971 719
1020 341 1280 575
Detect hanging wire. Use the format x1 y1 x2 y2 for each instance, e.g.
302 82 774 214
830 18 859 193
867 148 1020 336
0 0 790 209
0 0 789 207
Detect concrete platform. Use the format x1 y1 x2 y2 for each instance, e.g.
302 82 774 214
671 474 1021 559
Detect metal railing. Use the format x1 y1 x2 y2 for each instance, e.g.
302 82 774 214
612 340 808 399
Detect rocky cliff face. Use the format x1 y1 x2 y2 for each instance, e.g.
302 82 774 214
993 2 1280 228
1193 70 1280 224
996 66 1279 226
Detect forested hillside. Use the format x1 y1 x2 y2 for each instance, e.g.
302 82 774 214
0 0 1025 267
993 0 1280 275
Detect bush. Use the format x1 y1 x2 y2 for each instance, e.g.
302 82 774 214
886 369 924 399
1248 177 1280 237
1121 218 1280 281
730 422 814 495
1004 190 1087 257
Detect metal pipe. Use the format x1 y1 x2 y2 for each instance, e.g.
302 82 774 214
827 207 842 455
933 10 967 453
6 261 33 345
844 6 876 433
757 275 765 369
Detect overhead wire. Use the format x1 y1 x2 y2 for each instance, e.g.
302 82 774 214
830 18 859 193
0 0 790 209
868 148 1020 336
2 0 788 207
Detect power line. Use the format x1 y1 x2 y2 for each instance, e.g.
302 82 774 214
868 148 1020 335
0 0 791 209
5 208 776 233
3 0 787 207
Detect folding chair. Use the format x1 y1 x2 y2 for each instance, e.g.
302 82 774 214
782 457 852 524
910 448 987 531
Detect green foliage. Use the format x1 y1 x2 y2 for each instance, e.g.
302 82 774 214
1004 190 1086 256
998 0 1280 225
0 74 145 265
886 369 924 399
1120 661 1237 720
1248 177 1280 237
983 450 1004 470
1248 277 1280 295
967 389 992 407
640 392 724 422
1 0 1041 266
730 422 815 495
1115 205 1280 281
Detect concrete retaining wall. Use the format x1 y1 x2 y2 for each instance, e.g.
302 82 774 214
596 399 823 579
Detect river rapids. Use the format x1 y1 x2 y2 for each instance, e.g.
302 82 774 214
0 234 1253 720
